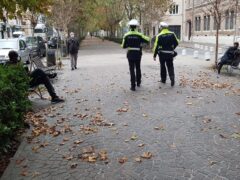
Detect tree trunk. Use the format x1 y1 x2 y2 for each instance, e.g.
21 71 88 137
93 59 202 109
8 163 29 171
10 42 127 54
215 27 219 66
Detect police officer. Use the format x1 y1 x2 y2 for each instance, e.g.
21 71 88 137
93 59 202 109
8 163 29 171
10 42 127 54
121 19 150 91
153 22 179 86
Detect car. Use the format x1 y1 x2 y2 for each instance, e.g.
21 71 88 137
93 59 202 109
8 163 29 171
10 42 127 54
47 36 61 49
12 31 25 38
23 36 46 58
0 38 31 64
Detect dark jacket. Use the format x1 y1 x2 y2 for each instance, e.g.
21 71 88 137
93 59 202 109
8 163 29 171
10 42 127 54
153 29 179 59
67 38 79 54
121 30 150 59
221 47 238 63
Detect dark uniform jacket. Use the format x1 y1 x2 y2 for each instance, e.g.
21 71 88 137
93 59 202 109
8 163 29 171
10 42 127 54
121 30 150 60
153 29 179 59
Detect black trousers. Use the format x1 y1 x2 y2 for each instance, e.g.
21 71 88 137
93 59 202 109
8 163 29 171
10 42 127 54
128 58 141 87
159 57 175 82
29 69 57 98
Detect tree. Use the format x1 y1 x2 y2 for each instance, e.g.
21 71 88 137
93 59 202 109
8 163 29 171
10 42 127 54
201 0 237 65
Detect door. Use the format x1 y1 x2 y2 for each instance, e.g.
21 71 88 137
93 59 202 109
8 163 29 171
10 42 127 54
188 21 192 41
19 40 28 63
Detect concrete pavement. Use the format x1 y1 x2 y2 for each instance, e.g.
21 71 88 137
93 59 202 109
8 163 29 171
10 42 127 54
1 37 240 180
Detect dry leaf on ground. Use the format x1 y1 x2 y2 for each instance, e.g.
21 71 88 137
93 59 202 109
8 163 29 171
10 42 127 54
118 157 128 164
141 152 152 159
135 157 142 163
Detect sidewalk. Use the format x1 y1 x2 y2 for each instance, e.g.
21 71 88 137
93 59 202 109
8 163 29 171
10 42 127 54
2 37 240 180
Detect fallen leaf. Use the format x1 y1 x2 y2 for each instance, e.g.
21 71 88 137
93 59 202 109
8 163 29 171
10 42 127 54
130 133 138 140
118 157 128 164
20 170 28 176
231 133 240 139
209 161 217 166
63 137 69 142
63 155 73 161
99 150 108 161
236 112 240 116
32 171 40 178
203 118 211 124
135 157 142 163
142 113 148 117
141 152 152 159
170 143 176 149
74 140 84 144
117 108 128 112
219 134 228 139
16 158 25 165
70 163 78 169
138 143 145 147
88 154 97 163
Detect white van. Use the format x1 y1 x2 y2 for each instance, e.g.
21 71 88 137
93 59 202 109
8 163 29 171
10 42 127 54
34 24 47 41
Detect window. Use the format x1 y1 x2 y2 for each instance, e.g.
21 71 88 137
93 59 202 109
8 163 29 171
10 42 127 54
204 15 210 31
225 10 235 30
19 40 26 50
169 4 179 14
152 27 156 36
195 16 201 31
230 11 234 29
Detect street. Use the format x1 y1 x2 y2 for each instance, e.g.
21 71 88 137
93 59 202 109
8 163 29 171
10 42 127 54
2 37 240 180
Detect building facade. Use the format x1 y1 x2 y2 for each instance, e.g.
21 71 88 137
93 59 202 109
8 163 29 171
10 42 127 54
146 0 185 41
184 0 240 45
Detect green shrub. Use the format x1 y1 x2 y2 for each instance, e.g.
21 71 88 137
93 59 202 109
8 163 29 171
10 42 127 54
0 64 31 153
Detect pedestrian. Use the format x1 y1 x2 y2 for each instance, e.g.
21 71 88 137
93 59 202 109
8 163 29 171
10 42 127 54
217 42 239 74
153 22 179 86
121 19 150 91
67 32 79 70
7 50 64 104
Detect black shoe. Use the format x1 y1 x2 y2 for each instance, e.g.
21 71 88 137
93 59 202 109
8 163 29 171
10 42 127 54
161 80 166 84
75 66 77 69
71 68 74 71
51 97 65 104
171 80 175 87
130 87 136 91
137 83 141 87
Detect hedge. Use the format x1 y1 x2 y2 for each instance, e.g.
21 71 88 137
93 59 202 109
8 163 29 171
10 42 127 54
0 64 31 153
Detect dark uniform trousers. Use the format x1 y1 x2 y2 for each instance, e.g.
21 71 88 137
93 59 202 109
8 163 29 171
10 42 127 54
127 51 142 87
128 58 141 87
159 56 175 82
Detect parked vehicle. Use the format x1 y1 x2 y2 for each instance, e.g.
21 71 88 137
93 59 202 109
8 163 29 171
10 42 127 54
12 31 25 38
47 36 61 49
23 36 46 58
34 24 47 41
0 38 30 64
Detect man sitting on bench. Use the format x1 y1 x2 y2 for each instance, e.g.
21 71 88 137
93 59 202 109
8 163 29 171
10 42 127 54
8 50 64 104
217 42 239 74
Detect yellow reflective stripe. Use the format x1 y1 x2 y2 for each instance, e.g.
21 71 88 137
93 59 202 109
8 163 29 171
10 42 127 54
141 34 150 42
128 47 141 50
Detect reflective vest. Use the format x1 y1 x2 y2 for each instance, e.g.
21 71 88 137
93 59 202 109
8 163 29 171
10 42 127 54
153 29 179 57
121 30 150 51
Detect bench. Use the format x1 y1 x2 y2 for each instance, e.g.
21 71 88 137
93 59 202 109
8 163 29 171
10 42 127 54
30 56 56 76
